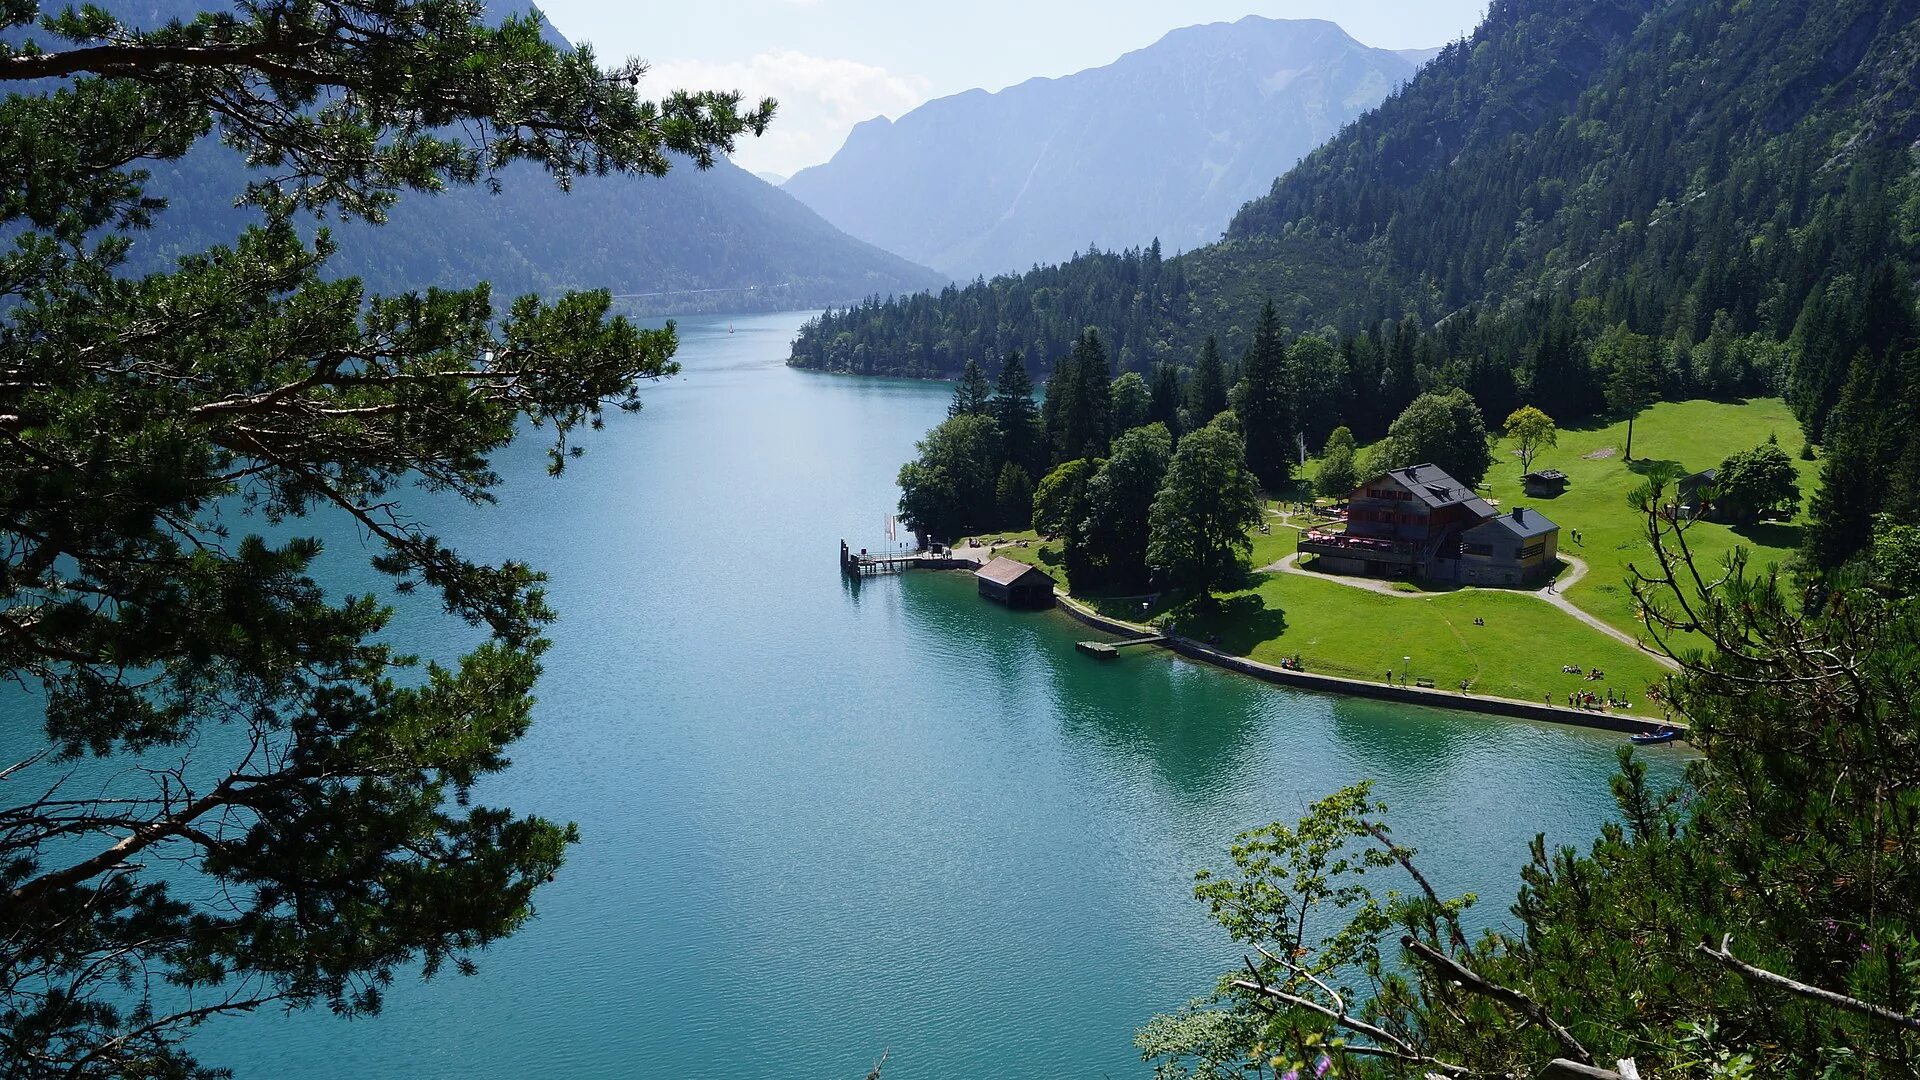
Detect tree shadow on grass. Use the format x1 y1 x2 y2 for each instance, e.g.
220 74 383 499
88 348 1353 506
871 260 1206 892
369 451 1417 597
1185 593 1288 655
1626 457 1685 477
1729 520 1803 553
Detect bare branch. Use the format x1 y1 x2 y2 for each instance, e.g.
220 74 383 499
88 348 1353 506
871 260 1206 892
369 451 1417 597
1362 820 1469 953
1401 937 1592 1065
1697 935 1920 1033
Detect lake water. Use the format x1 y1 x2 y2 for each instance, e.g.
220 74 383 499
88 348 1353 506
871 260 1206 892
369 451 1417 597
154 311 1673 1077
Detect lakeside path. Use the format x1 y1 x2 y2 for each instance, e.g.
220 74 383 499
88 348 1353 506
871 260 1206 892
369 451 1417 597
1262 552 1681 672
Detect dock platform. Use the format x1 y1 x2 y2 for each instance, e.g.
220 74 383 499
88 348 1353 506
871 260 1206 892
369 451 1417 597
1076 636 1167 658
840 539 976 578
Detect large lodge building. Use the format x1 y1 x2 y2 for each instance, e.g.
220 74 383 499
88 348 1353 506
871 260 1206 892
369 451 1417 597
1300 464 1560 587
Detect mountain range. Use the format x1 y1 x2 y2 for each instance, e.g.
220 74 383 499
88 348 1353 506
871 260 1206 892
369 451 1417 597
57 1 946 314
783 17 1435 281
791 0 1920 407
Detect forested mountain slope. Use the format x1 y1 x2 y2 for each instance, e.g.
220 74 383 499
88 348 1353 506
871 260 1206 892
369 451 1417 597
46 1 946 312
783 18 1425 280
791 0 1920 444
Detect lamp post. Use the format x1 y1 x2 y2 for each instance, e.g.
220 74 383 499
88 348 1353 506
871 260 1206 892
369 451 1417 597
1403 656 1412 686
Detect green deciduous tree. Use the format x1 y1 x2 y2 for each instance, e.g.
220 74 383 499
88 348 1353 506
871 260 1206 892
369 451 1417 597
1869 514 1920 599
1288 332 1344 448
1077 423 1173 593
1377 388 1493 488
1148 423 1262 602
1032 458 1100 539
0 3 772 1075
1111 371 1151 435
1597 323 1658 460
1714 437 1801 523
896 413 1002 542
1503 404 1558 476
1314 426 1360 498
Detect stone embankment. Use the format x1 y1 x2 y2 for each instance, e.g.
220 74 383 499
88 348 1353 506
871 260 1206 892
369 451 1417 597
1053 596 1681 737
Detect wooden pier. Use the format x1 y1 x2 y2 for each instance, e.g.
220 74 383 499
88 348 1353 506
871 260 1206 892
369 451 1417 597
840 540 976 578
1076 636 1167 658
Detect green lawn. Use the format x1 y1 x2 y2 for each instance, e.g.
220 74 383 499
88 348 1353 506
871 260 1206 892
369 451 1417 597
953 529 1061 572
1081 570 1670 702
957 399 1805 706
1479 398 1816 640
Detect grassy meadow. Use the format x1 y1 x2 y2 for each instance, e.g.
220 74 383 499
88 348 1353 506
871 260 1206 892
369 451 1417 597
1471 397 1816 640
955 397 1808 705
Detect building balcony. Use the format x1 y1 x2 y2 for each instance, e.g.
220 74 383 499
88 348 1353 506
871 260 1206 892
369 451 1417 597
1298 530 1422 565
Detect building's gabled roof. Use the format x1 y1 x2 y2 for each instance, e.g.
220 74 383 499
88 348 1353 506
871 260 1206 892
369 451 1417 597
976 556 1053 587
1380 464 1491 514
1524 469 1569 483
1470 505 1559 540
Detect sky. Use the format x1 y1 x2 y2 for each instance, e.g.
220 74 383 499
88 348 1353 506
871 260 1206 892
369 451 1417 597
532 1 1490 179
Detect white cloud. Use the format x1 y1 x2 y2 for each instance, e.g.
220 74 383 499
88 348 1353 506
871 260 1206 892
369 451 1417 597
645 51 931 178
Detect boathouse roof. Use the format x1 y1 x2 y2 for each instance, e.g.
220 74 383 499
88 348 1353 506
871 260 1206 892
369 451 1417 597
976 556 1052 587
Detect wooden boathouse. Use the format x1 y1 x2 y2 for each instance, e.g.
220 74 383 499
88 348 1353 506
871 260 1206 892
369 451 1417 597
975 557 1056 609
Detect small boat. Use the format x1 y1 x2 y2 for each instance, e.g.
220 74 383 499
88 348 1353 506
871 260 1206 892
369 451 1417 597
1630 726 1681 745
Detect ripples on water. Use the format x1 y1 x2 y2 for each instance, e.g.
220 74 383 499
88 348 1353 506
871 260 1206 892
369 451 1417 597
130 312 1681 1078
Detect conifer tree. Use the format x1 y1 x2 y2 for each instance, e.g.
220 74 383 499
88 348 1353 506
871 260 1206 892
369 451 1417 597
1188 335 1229 427
1049 328 1113 462
991 350 1044 478
0 3 770 1074
949 358 993 417
1806 349 1919 573
996 462 1035 529
1149 363 1185 436
1235 300 1295 491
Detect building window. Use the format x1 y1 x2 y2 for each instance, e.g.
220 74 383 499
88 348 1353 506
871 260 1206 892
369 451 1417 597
1464 542 1494 557
1519 543 1545 560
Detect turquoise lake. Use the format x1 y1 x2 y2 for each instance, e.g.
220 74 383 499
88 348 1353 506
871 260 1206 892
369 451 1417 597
133 310 1679 1077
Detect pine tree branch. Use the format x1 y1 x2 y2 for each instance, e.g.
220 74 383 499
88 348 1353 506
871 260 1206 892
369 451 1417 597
0 40 324 85
1697 935 1920 1033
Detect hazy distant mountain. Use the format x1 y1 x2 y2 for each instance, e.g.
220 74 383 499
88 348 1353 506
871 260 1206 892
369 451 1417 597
56 1 945 313
783 17 1431 280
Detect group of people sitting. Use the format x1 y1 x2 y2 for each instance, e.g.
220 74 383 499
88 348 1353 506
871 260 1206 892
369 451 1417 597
1565 687 1632 710
1561 664 1606 680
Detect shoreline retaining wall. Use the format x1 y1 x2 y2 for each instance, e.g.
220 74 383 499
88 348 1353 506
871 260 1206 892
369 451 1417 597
1052 595 1677 737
